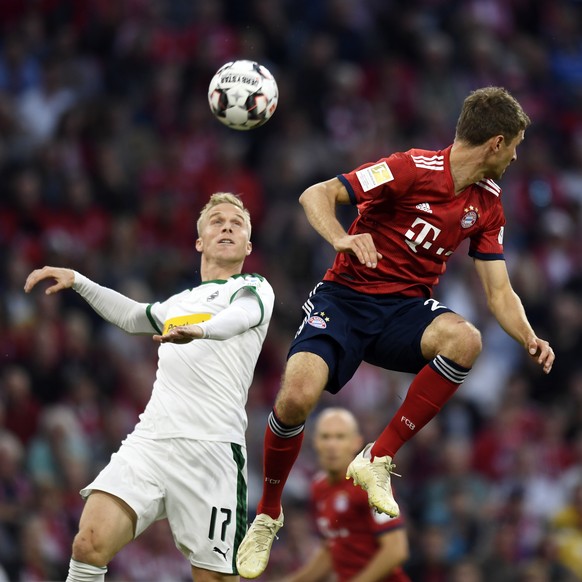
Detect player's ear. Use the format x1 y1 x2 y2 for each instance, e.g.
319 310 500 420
492 135 504 151
196 238 203 252
246 241 252 256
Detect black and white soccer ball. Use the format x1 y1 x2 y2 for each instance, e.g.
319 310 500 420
208 60 278 130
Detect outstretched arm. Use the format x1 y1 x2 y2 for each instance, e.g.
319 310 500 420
24 266 154 334
299 177 382 269
474 258 554 373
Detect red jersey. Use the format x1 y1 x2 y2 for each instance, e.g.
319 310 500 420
312 473 411 582
325 146 505 296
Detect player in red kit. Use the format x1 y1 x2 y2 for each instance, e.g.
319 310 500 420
237 87 555 579
285 408 410 582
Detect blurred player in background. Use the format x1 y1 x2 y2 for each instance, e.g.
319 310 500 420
24 193 274 582
285 408 410 582
237 87 555 579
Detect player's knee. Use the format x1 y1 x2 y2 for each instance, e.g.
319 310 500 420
275 378 321 425
453 322 482 365
275 354 328 424
275 388 316 425
71 531 110 568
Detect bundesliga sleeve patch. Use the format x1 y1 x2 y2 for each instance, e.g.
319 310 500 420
355 161 394 192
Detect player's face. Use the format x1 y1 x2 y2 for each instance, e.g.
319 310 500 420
314 415 362 475
196 203 251 262
487 131 524 180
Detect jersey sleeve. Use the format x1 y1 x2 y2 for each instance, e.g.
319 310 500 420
468 204 506 261
229 274 275 327
337 153 415 206
73 272 155 334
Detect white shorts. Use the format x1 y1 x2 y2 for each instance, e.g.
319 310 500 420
81 433 248 574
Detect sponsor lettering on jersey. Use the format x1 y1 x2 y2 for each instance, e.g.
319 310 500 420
461 205 479 229
317 517 349 539
163 313 212 334
356 161 394 192
404 217 453 257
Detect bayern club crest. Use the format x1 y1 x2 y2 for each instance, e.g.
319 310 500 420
333 492 349 512
461 206 479 228
307 311 329 329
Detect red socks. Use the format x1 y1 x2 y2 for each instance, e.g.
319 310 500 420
371 355 470 459
257 410 305 518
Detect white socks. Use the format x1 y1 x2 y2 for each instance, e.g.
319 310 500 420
65 559 107 582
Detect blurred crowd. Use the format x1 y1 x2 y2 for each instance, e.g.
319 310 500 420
1 0 582 580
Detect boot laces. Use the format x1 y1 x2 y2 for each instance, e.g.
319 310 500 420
249 518 282 552
370 459 401 486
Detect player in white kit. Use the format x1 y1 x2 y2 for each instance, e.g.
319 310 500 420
24 193 275 582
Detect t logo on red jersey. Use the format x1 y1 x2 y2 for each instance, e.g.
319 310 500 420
404 217 453 257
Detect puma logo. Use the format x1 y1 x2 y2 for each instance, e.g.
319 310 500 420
213 546 230 560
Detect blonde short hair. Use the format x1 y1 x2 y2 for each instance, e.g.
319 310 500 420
196 193 252 237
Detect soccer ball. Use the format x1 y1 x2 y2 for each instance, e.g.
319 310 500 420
208 60 278 130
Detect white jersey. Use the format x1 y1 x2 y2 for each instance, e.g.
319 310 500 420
133 274 274 445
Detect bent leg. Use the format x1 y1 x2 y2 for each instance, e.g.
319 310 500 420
372 313 482 458
420 312 482 366
68 491 136 579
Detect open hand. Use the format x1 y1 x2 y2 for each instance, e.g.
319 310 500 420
24 266 75 295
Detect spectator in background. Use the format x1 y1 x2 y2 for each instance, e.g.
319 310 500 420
26 405 91 492
2 365 41 446
284 407 410 582
550 481 582 579
17 56 77 150
0 430 33 580
405 524 450 582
